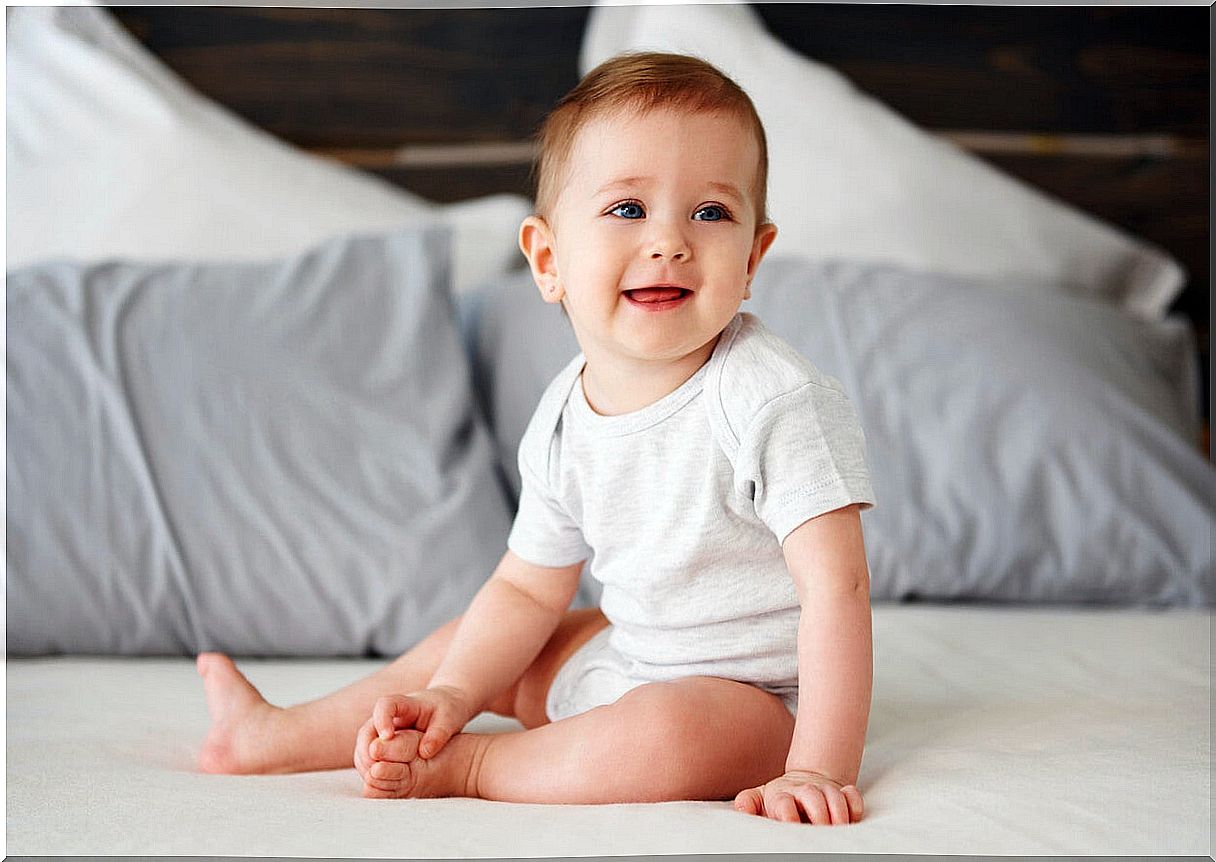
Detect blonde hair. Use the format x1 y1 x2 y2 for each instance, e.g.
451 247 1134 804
532 52 769 228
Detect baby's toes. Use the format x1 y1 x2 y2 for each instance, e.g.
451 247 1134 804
370 729 422 764
370 760 408 784
361 760 415 797
362 781 403 799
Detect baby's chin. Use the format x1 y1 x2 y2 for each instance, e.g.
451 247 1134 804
613 330 722 367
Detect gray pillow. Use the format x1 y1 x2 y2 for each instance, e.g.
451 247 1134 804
464 257 1213 606
7 228 514 655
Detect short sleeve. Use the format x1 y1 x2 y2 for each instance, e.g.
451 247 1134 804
506 437 590 568
736 381 876 544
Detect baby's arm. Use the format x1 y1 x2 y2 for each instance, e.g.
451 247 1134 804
365 549 583 758
734 503 872 825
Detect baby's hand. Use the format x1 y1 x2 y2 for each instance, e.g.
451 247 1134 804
362 687 476 762
733 770 864 825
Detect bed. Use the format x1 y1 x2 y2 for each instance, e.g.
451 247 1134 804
6 3 1212 858
7 607 1209 856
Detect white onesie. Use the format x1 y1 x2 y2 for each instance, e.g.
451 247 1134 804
506 312 876 721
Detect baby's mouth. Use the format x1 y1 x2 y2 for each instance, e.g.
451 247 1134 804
623 287 690 303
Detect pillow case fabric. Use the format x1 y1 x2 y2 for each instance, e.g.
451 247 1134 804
466 260 1213 606
7 228 513 656
5 6 530 298
580 2 1185 319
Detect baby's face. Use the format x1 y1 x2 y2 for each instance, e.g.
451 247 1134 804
535 107 776 368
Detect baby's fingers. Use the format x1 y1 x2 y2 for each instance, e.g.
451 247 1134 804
768 791 802 823
369 729 421 763
790 787 829 824
419 723 456 759
841 784 864 822
733 786 764 816
818 784 852 825
373 695 419 740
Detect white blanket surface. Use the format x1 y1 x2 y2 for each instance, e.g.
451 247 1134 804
7 605 1210 856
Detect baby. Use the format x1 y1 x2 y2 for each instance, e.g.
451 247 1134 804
196 51 876 826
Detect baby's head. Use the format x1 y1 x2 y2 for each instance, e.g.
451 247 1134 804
520 52 778 370
533 52 769 229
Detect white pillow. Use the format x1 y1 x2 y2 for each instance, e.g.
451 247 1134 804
5 6 530 296
580 3 1185 319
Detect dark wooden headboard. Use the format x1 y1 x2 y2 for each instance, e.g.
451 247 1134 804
109 4 1210 440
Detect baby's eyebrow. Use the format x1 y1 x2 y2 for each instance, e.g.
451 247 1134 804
593 177 745 204
705 182 745 204
594 176 653 196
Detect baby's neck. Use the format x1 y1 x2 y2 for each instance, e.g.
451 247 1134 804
580 334 721 417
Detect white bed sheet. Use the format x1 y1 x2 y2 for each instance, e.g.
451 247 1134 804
6 605 1210 856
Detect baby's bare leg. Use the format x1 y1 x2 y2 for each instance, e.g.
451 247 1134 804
196 617 460 775
363 676 794 803
197 608 607 775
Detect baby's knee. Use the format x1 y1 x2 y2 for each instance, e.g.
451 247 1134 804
606 682 728 798
613 682 703 752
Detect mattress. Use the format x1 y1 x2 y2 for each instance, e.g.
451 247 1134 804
6 604 1210 857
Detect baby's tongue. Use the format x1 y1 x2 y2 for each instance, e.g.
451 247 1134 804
627 287 684 303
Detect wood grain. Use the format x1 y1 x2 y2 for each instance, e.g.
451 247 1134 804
753 4 1208 136
111 6 588 147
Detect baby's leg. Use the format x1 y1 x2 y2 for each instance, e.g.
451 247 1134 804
362 676 795 803
197 608 607 775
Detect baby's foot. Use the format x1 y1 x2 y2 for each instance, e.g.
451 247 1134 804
361 730 484 799
196 653 286 774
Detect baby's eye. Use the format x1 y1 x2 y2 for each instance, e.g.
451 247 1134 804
693 205 731 222
609 201 645 220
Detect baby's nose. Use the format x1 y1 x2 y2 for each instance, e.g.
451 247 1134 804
648 227 690 260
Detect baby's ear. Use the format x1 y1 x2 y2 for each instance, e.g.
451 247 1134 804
747 222 779 278
519 215 564 304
